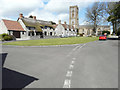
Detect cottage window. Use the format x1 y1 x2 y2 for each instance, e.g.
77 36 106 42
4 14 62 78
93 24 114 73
50 32 52 36
44 31 47 36
22 32 24 35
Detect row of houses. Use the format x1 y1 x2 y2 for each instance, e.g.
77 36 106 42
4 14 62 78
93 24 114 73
0 13 111 40
0 14 77 40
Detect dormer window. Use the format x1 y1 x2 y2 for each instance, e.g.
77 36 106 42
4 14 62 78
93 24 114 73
26 26 35 30
44 26 47 29
40 26 43 29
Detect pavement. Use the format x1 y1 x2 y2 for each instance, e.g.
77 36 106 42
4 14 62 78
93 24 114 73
1 40 119 89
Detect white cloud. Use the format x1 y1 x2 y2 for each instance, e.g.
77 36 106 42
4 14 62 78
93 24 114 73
27 9 57 22
0 0 44 17
0 0 119 24
44 0 95 14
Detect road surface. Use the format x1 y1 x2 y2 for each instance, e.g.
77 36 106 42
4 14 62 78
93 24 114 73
2 40 118 88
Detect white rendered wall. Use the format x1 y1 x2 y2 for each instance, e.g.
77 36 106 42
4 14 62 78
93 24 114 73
0 20 8 34
55 24 65 36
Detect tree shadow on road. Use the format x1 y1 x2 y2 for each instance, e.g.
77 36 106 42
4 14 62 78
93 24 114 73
1 53 39 90
1 53 8 67
2 67 38 89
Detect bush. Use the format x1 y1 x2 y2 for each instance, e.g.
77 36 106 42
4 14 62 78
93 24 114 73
79 33 83 36
3 36 13 41
102 31 110 35
9 35 16 40
0 33 13 41
1 33 9 38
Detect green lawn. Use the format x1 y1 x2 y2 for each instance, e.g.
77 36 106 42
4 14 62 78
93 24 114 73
3 37 98 46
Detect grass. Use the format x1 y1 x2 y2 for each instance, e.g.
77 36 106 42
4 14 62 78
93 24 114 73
3 37 99 46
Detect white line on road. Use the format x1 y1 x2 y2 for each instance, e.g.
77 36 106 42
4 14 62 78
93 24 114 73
63 79 71 88
69 64 74 69
72 45 80 51
66 71 72 77
63 44 87 88
67 44 86 57
71 61 75 64
72 58 76 60
79 44 86 49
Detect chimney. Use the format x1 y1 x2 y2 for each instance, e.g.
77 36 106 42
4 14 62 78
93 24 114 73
33 16 36 20
64 21 66 25
58 20 61 24
19 13 23 19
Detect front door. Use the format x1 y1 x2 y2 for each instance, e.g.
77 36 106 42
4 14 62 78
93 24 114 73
13 31 20 38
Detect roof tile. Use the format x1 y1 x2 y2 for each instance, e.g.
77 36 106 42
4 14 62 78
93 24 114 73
2 19 24 31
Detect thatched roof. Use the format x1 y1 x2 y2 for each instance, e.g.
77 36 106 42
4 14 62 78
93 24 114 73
21 17 56 31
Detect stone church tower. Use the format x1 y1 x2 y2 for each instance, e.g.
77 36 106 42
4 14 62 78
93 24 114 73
69 5 79 29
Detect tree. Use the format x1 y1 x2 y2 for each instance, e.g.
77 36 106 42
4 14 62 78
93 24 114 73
86 2 106 35
106 2 120 34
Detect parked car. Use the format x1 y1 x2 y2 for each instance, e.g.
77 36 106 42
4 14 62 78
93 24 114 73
99 35 107 40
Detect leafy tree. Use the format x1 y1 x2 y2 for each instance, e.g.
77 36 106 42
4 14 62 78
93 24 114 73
106 2 120 34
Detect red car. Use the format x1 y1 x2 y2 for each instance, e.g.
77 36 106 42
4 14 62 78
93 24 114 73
99 35 107 40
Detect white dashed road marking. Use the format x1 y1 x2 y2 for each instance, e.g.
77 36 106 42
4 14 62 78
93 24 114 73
66 71 72 77
69 64 74 69
73 45 80 51
72 58 76 60
63 43 86 88
71 61 75 64
63 79 71 88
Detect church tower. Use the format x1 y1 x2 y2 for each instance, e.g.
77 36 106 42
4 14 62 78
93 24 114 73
69 5 79 29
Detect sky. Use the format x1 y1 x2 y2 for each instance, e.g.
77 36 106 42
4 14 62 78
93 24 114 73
0 0 119 26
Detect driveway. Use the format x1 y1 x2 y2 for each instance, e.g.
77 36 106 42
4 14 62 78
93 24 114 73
2 40 118 88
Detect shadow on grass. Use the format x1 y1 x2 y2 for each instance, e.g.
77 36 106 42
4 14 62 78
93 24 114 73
1 53 38 90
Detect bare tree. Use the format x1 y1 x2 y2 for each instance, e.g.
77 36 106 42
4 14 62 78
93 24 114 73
86 2 106 34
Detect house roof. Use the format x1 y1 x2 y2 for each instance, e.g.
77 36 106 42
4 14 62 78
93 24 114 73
2 19 24 31
52 24 58 29
62 24 75 30
20 17 56 31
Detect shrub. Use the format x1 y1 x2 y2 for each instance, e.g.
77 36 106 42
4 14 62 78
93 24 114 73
79 33 83 36
1 33 8 38
3 36 12 41
9 35 16 40
0 33 13 41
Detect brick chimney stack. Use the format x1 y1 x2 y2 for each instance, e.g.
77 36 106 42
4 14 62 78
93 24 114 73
19 13 23 19
33 16 36 20
64 21 66 24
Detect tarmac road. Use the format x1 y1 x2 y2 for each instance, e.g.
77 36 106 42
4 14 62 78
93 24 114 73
2 40 118 88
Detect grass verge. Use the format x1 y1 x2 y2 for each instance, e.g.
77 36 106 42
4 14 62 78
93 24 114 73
3 37 98 46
